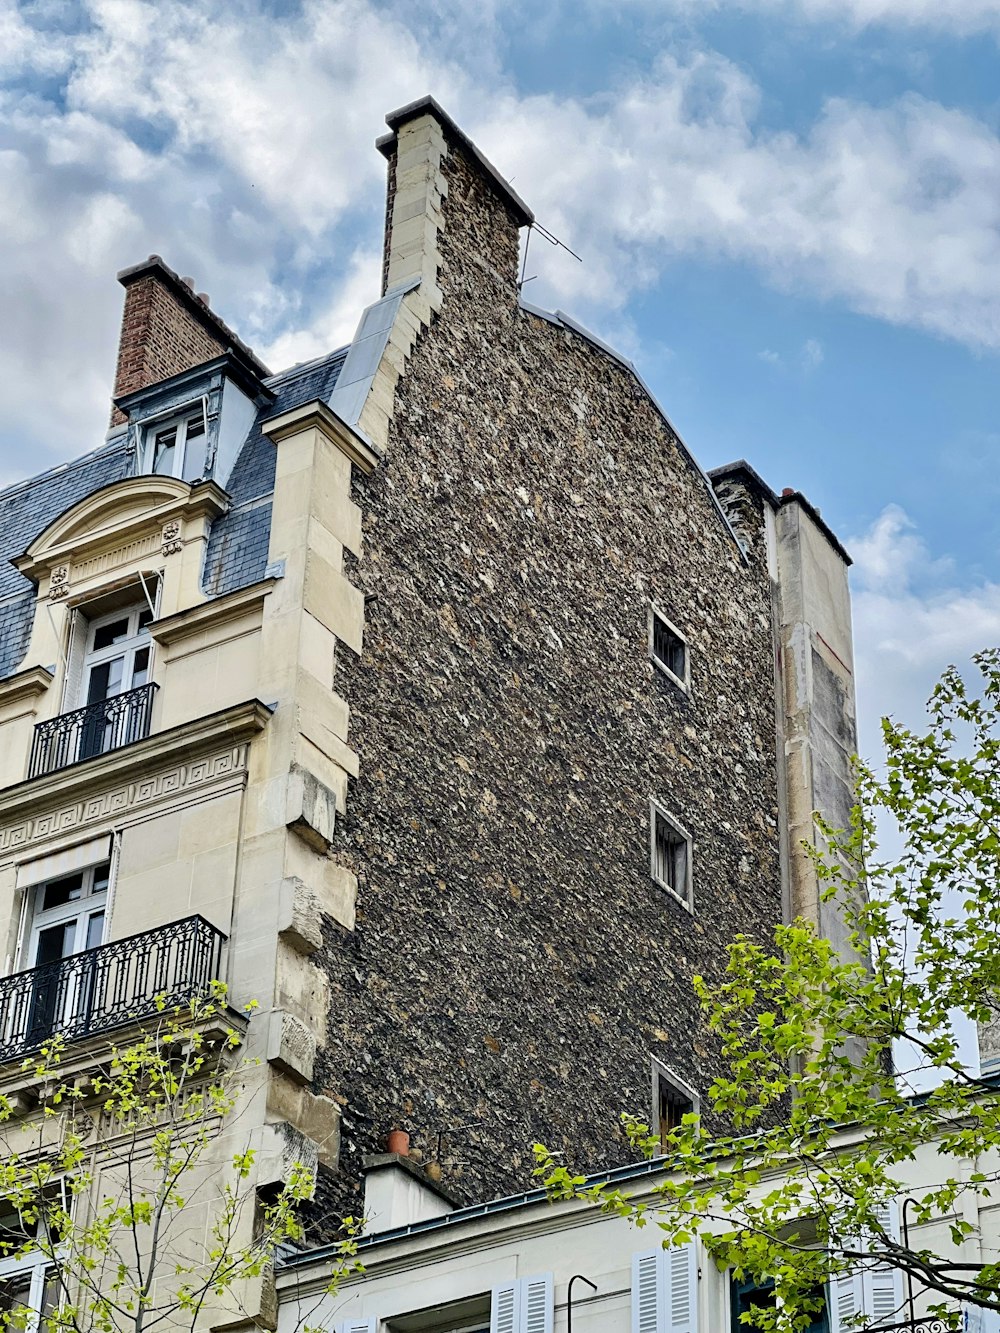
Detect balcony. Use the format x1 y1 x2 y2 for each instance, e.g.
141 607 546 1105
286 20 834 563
28 683 158 780
0 916 226 1063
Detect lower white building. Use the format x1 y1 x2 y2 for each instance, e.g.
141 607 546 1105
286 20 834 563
276 1132 1000 1333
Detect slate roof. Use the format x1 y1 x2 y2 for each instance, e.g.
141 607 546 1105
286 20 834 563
0 345 347 679
0 440 131 677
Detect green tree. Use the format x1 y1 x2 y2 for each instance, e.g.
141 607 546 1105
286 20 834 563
0 985 360 1333
535 649 1000 1331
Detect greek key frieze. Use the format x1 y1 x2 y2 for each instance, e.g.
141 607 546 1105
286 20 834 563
0 744 248 855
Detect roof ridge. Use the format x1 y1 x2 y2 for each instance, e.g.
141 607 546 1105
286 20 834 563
266 345 349 387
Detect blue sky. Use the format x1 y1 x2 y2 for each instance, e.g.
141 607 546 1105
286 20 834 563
2 0 1000 762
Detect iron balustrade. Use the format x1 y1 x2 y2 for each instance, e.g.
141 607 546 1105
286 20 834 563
0 915 226 1062
28 683 158 780
865 1320 960 1332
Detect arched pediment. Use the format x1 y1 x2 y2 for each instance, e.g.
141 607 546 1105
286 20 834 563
24 476 192 556
13 475 229 593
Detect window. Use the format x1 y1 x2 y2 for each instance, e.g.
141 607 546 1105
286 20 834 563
730 1275 829 1333
649 607 689 690
650 800 692 908
651 1060 698 1149
20 862 110 1046
386 1297 488 1333
82 603 154 709
144 410 207 482
0 1203 60 1333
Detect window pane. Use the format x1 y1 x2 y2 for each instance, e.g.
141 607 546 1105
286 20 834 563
41 874 83 910
652 613 687 682
137 606 155 631
92 618 130 651
85 912 104 951
34 923 74 967
181 416 207 482
151 427 177 475
91 863 111 895
0 1270 33 1322
130 647 151 688
86 656 124 704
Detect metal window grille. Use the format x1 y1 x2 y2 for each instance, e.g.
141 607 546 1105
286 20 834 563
651 612 687 683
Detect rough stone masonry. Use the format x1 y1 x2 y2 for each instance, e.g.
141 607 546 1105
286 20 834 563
313 103 786 1217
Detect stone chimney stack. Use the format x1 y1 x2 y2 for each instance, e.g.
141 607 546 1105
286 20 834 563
110 256 269 426
375 96 534 310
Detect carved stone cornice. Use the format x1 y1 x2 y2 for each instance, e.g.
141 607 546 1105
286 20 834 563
151 578 276 648
0 666 53 714
262 399 380 475
0 698 272 858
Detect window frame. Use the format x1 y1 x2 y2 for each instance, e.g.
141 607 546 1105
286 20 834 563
648 605 690 692
24 861 111 973
650 1058 699 1148
142 406 208 482
80 603 154 710
0 1200 65 1333
649 798 694 910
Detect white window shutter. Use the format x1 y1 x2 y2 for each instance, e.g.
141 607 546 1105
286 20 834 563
632 1249 663 1333
62 607 87 710
336 1320 377 1333
522 1274 553 1333
632 1243 697 1333
862 1201 904 1327
491 1280 520 1333
491 1276 552 1333
663 1243 698 1333
830 1202 902 1333
829 1264 865 1333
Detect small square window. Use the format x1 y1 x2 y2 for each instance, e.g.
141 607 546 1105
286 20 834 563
651 1060 699 1150
649 607 688 689
650 801 692 908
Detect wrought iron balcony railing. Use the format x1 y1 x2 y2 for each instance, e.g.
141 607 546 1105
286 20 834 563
28 683 158 780
0 915 226 1063
866 1318 959 1332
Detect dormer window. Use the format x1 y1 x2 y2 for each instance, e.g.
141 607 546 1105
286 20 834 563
146 410 207 482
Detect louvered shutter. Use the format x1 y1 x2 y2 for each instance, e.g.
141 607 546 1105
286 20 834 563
522 1273 553 1333
491 1280 520 1333
862 1202 904 1328
664 1243 698 1333
633 1249 663 1333
632 1244 698 1333
830 1202 902 1332
829 1265 865 1333
61 608 87 709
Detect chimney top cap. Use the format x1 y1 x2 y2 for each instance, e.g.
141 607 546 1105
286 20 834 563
377 94 534 228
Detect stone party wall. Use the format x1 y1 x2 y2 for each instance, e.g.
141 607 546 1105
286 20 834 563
314 132 784 1215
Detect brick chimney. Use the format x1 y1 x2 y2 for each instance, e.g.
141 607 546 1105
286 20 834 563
110 256 270 426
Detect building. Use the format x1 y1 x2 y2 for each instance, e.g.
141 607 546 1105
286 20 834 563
275 1114 1000 1333
0 92 859 1298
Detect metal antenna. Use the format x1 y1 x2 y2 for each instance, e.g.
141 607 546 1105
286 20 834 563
518 221 583 290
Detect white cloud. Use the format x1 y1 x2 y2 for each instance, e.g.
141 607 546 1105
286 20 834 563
800 337 823 369
600 0 1000 35
478 62 1000 350
4 2 1000 483
849 504 1000 761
